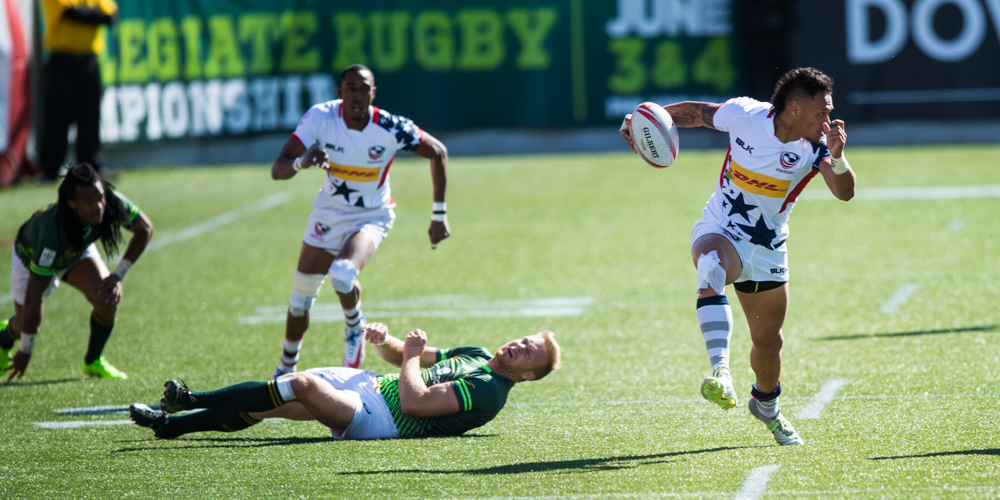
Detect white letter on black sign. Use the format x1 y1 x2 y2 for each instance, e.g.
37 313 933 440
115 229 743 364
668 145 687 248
847 0 908 63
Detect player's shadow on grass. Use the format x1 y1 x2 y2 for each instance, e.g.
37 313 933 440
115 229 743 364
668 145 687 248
114 434 497 452
816 324 997 341
872 448 1000 460
339 446 756 476
0 377 80 388
114 436 334 452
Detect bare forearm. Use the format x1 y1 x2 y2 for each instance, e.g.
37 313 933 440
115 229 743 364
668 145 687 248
375 335 406 367
397 356 428 408
121 219 153 265
833 168 857 201
663 101 719 130
430 156 447 203
20 297 42 335
271 156 299 180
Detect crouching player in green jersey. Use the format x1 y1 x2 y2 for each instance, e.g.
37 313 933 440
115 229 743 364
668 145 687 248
1 163 154 380
130 322 560 440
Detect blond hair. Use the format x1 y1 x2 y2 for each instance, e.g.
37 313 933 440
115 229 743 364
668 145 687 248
532 331 561 380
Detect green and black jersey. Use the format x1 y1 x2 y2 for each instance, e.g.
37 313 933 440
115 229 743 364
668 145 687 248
377 346 514 438
14 192 141 277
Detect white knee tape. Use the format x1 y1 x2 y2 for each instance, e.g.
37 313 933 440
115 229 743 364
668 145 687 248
329 259 359 294
697 251 727 295
289 272 325 317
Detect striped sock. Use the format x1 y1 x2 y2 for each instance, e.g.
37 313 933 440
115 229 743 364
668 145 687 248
189 380 286 412
751 382 781 419
280 338 302 368
344 300 364 332
696 295 733 381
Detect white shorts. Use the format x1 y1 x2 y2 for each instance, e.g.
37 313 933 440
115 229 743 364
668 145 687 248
303 204 395 254
690 219 789 284
306 367 400 440
9 243 101 305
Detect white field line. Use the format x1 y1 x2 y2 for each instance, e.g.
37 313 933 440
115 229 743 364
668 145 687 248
879 283 921 314
947 218 965 232
34 420 134 429
55 404 161 415
0 293 10 304
447 485 1000 500
734 465 780 500
797 378 847 420
238 296 597 324
800 185 1000 201
106 191 292 266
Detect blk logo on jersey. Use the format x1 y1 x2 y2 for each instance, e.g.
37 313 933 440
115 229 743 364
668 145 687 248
314 222 330 236
780 152 800 169
325 143 345 153
735 137 753 154
368 145 386 160
770 267 788 275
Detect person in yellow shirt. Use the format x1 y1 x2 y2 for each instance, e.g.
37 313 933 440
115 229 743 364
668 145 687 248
39 0 118 181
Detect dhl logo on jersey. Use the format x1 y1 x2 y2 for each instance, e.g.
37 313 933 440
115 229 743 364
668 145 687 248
725 160 790 198
330 163 381 182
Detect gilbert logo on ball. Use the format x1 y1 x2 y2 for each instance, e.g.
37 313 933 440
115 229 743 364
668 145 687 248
629 102 679 168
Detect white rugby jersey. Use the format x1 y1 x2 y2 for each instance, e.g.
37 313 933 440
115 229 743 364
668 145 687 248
292 100 424 210
703 97 830 250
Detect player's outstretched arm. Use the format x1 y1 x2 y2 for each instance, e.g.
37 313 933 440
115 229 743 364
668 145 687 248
412 132 449 249
3 274 50 381
364 322 439 368
396 329 461 418
663 101 721 130
270 137 329 180
99 211 155 305
818 120 856 201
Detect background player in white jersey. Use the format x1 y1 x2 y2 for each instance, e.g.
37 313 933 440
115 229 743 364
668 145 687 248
270 64 449 377
620 68 856 445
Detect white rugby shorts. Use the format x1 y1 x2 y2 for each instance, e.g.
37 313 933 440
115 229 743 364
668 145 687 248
9 243 101 305
690 219 790 284
306 367 400 440
302 204 395 254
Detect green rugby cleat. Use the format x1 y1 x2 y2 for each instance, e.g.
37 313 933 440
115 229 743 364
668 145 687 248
0 319 12 373
700 366 737 410
83 356 128 379
748 398 804 446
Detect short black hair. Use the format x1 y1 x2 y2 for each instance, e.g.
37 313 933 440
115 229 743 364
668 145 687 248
338 64 373 86
57 163 130 256
770 67 833 114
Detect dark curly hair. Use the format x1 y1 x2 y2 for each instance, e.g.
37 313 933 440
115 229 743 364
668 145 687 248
57 163 130 256
770 67 834 115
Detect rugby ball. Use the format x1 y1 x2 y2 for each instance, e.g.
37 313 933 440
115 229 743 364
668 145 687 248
629 102 679 168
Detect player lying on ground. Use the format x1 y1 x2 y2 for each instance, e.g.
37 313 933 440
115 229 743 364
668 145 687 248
1 163 154 380
270 63 450 376
130 322 560 440
620 67 856 445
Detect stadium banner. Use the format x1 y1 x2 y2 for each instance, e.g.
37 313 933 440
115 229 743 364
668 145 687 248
791 0 1000 121
96 0 739 145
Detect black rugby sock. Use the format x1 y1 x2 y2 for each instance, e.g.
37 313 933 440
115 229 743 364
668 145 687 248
190 380 285 412
167 410 261 438
84 313 115 364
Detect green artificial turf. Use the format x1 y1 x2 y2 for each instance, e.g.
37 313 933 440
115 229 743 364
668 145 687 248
1 145 998 498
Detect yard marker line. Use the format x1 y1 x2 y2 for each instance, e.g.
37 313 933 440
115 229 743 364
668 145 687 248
107 191 293 266
797 378 847 420
734 465 779 500
33 420 134 429
879 283 920 314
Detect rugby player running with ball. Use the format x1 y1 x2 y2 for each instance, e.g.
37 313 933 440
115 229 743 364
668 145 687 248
620 68 856 445
269 64 449 377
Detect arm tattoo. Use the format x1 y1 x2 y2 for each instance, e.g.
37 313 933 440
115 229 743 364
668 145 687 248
664 101 718 130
